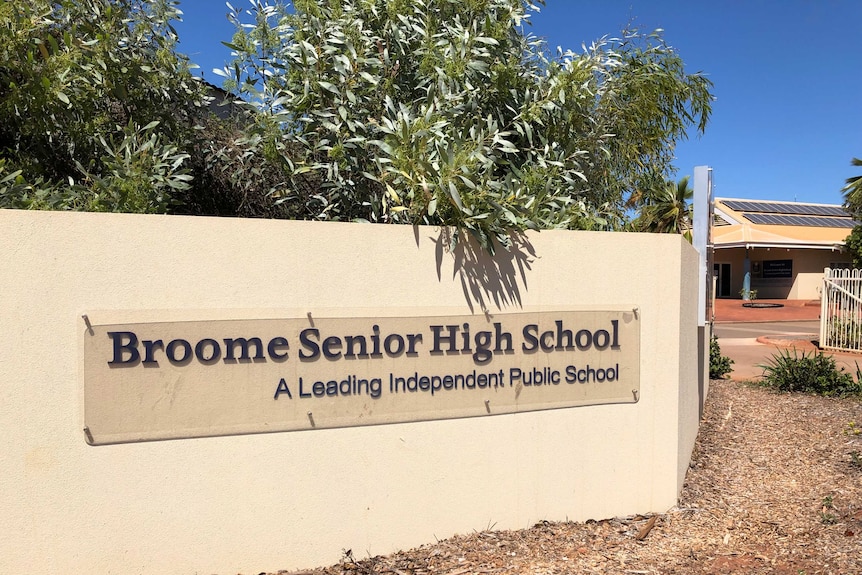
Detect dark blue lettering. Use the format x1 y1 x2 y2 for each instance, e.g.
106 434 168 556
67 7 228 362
494 323 513 353
521 325 538 352
575 329 592 350
322 336 342 359
166 339 192 364
274 378 293 399
223 337 264 361
299 328 320 360
370 325 382 357
195 338 221 364
343 335 368 358
299 377 311 398
540 329 555 351
384 333 405 356
555 320 573 350
593 329 610 350
406 333 422 355
267 337 289 360
473 330 492 364
142 339 163 365
430 325 460 353
108 331 140 365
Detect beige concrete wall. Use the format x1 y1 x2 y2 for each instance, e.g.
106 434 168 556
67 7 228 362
0 209 699 574
677 248 702 487
786 249 851 299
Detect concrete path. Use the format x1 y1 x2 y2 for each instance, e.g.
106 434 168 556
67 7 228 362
714 336 860 381
712 300 861 380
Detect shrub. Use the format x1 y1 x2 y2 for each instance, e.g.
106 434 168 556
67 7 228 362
758 349 862 397
0 0 205 213
217 0 713 250
709 334 733 379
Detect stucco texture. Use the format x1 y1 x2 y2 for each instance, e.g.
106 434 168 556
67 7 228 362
0 209 699 574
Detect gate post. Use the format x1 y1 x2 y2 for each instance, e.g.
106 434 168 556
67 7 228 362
820 267 830 349
693 166 713 413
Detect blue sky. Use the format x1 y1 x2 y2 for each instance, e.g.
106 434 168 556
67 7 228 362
174 0 862 206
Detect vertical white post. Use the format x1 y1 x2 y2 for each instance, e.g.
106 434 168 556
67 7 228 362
820 267 829 349
693 166 713 414
693 166 713 326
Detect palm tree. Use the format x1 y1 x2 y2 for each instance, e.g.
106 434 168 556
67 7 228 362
843 157 862 217
632 176 693 238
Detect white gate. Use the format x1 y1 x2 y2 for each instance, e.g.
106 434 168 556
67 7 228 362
820 267 862 352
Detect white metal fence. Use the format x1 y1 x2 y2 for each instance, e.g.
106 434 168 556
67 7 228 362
820 267 862 352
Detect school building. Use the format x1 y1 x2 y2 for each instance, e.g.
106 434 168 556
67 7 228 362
712 198 855 300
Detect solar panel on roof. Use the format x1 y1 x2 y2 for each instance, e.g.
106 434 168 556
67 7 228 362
724 199 849 217
783 204 807 215
744 213 857 228
722 200 752 212
723 200 774 213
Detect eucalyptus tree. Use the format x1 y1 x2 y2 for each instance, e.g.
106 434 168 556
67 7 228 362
0 0 211 211
218 0 713 250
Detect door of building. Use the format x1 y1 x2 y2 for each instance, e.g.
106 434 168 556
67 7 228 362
714 263 731 298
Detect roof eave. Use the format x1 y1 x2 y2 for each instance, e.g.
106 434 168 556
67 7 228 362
714 241 846 251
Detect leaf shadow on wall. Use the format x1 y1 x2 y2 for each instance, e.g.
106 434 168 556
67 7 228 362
430 228 536 313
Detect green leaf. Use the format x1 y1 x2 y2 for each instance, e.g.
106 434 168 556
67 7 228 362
0 170 23 184
368 140 394 155
317 81 339 94
448 181 464 211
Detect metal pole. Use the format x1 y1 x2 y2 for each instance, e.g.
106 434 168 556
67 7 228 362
693 166 713 326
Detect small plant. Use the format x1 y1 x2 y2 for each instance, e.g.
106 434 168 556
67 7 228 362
709 334 734 379
758 349 862 397
740 287 758 300
820 511 838 524
820 495 838 524
848 422 862 471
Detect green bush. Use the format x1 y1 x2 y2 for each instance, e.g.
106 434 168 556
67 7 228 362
217 0 713 250
758 349 862 397
709 334 733 379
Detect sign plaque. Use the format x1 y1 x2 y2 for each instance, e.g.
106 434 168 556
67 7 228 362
83 310 640 444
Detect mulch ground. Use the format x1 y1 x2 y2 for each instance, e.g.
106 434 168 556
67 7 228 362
276 379 862 575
